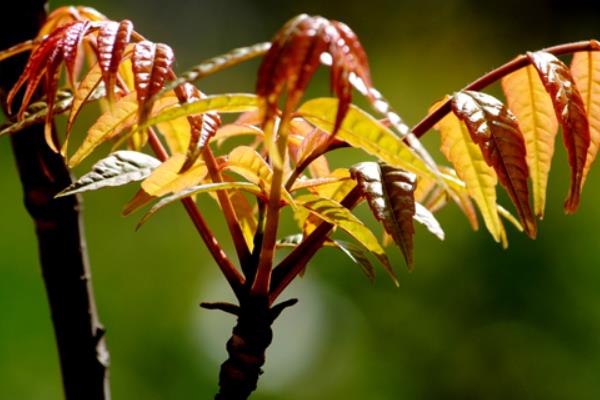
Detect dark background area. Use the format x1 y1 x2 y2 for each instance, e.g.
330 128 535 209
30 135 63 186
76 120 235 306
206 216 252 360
2 1 600 399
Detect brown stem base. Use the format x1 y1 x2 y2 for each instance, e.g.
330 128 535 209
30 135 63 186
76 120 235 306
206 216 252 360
206 297 297 400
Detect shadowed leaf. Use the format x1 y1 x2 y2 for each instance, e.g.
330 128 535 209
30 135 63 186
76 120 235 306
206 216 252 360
571 49 600 185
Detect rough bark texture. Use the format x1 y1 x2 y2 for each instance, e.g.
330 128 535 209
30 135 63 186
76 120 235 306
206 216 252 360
0 1 111 399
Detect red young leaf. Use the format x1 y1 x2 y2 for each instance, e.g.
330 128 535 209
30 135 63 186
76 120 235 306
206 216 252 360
451 90 537 238
351 162 417 268
98 20 133 101
7 23 73 116
132 41 174 121
172 83 222 171
527 51 591 213
61 20 91 87
256 14 371 134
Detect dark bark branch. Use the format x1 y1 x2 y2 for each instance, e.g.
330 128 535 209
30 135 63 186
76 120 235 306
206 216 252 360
0 1 110 399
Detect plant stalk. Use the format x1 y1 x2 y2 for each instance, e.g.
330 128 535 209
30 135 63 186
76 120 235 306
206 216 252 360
0 1 111 398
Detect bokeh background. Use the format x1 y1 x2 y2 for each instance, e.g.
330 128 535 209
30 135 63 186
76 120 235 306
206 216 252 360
2 0 600 399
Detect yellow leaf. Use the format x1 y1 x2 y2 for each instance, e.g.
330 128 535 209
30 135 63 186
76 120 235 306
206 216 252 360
64 63 103 156
156 117 191 155
226 146 295 206
502 65 559 218
298 98 436 180
69 92 138 167
433 100 503 242
141 154 208 197
571 50 600 184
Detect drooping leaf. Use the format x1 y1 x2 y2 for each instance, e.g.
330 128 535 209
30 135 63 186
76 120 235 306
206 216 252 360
571 49 600 184
132 41 174 122
451 90 536 238
228 190 258 251
298 98 435 179
502 64 559 218
140 154 208 197
137 182 262 228
434 100 503 242
69 92 138 167
97 20 133 101
57 151 160 197
528 51 591 213
296 194 397 285
257 14 371 135
350 162 417 268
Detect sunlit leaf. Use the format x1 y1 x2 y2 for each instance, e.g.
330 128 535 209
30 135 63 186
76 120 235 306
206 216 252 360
98 20 133 101
69 91 138 167
571 49 600 184
451 91 536 238
296 194 397 285
528 51 590 213
502 64 559 218
141 154 208 197
64 63 103 156
414 202 445 240
434 100 503 241
57 151 160 197
135 94 258 132
137 182 262 228
257 15 371 135
133 41 174 122
298 98 435 179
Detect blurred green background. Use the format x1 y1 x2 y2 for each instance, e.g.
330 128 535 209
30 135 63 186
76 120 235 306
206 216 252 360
2 0 600 399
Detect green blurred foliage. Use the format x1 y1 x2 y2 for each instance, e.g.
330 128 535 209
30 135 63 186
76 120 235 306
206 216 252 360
2 0 600 399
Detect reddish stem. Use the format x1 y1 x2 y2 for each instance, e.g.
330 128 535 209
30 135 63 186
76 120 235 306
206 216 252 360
412 40 600 138
269 185 363 303
147 130 245 297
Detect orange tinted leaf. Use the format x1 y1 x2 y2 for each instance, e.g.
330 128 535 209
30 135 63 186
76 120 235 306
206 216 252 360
451 91 536 238
141 154 208 197
502 65 559 218
527 51 591 213
571 50 600 184
98 20 133 101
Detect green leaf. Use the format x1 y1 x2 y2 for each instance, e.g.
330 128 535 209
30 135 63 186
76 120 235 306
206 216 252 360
137 182 262 228
57 151 160 197
296 194 397 285
297 98 436 179
134 93 259 134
